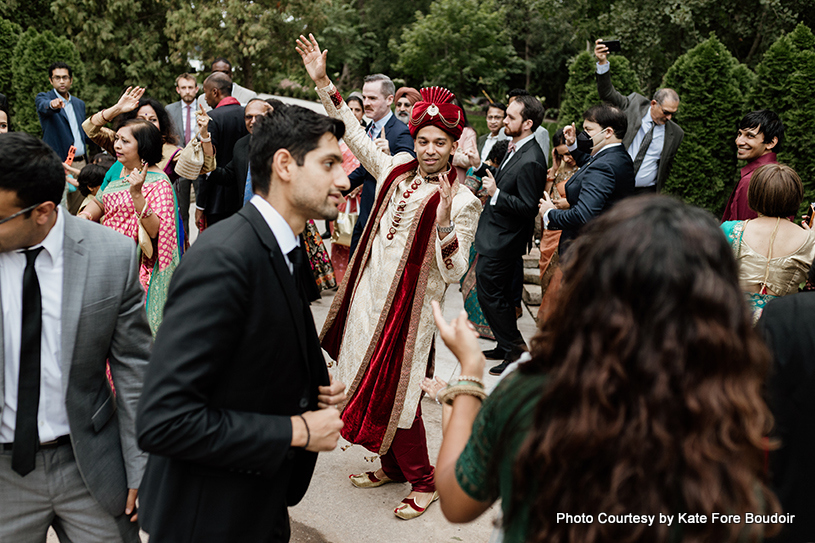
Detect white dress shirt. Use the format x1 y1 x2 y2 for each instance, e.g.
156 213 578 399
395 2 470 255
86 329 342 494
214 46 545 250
250 195 300 274
628 112 664 188
367 111 393 139
1 209 69 443
490 133 536 206
480 132 509 162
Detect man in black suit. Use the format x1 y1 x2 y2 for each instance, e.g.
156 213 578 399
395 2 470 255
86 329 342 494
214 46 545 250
540 104 635 252
136 105 348 542
757 291 815 543
195 72 249 227
470 95 547 374
208 98 283 213
348 73 415 254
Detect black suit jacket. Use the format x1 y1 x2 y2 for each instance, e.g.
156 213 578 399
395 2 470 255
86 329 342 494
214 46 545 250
197 102 248 215
209 133 250 216
137 204 329 542
547 144 635 250
473 138 547 259
757 293 815 543
349 113 415 253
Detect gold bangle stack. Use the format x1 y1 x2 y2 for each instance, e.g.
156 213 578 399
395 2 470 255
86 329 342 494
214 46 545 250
437 382 487 406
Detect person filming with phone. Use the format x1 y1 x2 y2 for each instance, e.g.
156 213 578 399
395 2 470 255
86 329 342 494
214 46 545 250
594 38 684 195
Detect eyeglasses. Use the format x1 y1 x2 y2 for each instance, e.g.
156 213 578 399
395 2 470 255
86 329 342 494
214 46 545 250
658 104 677 117
51 75 71 82
0 203 41 226
486 115 504 121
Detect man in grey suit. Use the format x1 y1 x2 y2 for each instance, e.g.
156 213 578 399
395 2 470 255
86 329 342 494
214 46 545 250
0 133 151 542
594 39 684 194
166 72 201 237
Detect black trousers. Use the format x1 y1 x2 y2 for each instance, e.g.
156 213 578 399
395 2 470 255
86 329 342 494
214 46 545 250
476 254 526 357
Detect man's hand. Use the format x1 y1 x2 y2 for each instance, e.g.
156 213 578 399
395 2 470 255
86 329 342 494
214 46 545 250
563 122 576 147
594 38 609 65
196 103 211 140
482 169 497 197
50 98 64 110
295 409 343 452
125 488 138 522
436 171 456 233
195 208 207 232
317 374 346 409
539 192 556 216
374 135 390 155
295 34 330 88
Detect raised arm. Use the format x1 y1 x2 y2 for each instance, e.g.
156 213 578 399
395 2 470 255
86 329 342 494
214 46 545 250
83 87 146 155
296 34 393 181
594 39 629 109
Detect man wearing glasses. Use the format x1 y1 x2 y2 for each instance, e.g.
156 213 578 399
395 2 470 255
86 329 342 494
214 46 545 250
477 102 509 162
594 39 684 194
0 133 151 542
35 62 89 169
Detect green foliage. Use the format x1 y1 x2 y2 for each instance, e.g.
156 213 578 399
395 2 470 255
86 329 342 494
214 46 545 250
661 35 749 215
0 17 20 98
165 0 327 94
395 0 522 101
358 0 432 77
557 51 641 128
600 0 801 95
51 0 188 113
11 27 84 136
750 23 815 215
0 0 57 33
319 0 367 88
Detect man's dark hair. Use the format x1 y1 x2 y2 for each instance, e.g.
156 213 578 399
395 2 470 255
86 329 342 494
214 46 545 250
211 57 232 70
76 163 106 197
514 94 544 132
487 102 507 114
48 61 72 79
205 72 233 96
249 105 345 196
584 104 628 140
0 133 65 207
507 89 530 99
740 109 784 154
120 119 164 166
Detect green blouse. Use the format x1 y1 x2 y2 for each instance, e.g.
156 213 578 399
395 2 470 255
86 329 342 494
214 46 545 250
455 370 550 543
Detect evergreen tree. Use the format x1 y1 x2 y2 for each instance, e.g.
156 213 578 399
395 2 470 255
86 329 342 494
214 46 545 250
0 17 20 99
557 50 641 128
749 23 815 214
11 27 84 136
661 35 749 215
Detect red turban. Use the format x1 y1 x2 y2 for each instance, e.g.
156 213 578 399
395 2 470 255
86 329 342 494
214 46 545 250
395 86 421 105
408 87 464 140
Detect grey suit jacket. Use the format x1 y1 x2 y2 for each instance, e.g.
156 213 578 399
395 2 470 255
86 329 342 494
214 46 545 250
166 100 197 146
0 213 152 516
596 71 684 192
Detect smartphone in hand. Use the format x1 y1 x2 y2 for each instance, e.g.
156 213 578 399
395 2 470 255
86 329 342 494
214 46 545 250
600 40 621 52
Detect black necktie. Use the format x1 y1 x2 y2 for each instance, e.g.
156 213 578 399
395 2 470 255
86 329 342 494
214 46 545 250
12 247 44 476
287 246 306 300
632 123 655 174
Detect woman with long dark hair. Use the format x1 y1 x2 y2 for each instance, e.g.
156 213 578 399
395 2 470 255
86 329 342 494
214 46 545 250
425 196 781 543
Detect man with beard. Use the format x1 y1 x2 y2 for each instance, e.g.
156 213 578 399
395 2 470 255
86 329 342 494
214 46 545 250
298 33 481 520
394 87 421 124
167 73 201 236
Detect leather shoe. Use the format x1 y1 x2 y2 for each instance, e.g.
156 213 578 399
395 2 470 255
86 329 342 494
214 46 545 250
394 491 439 520
489 359 513 376
482 347 506 360
349 471 396 488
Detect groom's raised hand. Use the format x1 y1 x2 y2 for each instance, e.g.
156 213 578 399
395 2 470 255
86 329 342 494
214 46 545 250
295 33 330 88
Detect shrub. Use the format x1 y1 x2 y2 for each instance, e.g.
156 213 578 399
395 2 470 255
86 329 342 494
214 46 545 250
661 35 749 215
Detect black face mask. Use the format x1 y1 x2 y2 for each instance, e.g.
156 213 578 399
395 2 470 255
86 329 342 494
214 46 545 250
576 130 594 154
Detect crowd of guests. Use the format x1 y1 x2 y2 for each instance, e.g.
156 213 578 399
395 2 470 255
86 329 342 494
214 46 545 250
0 30 813 543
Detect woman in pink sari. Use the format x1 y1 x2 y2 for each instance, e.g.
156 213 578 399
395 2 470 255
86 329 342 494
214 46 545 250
78 119 181 336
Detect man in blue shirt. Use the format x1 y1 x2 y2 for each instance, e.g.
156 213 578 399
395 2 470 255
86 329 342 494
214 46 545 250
35 62 89 168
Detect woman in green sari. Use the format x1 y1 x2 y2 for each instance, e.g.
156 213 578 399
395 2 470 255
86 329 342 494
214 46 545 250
78 119 182 336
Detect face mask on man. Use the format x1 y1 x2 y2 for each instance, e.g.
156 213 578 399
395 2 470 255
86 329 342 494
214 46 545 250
576 128 608 154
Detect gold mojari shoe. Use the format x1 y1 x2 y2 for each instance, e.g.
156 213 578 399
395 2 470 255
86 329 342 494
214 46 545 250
349 471 396 488
394 491 439 520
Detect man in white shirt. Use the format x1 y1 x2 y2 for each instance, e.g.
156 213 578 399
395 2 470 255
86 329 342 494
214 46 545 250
594 39 684 194
477 102 509 162
0 133 152 542
167 72 201 236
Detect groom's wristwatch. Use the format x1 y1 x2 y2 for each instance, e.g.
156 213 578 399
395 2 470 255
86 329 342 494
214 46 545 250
436 221 455 234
